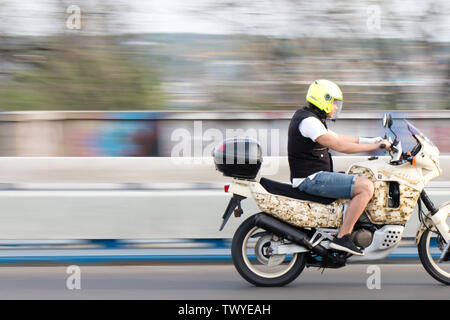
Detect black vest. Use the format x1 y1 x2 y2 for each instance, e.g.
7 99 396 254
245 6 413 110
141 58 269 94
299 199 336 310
287 107 333 182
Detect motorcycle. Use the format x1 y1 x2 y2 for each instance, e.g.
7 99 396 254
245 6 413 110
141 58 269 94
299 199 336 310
213 113 449 286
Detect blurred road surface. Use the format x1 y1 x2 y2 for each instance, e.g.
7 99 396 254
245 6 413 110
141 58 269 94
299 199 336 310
0 263 447 300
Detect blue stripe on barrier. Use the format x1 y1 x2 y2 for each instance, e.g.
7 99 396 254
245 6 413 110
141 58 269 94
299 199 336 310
0 253 427 264
0 238 430 264
0 255 233 264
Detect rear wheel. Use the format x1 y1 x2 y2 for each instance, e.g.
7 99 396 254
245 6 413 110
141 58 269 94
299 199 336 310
231 215 307 287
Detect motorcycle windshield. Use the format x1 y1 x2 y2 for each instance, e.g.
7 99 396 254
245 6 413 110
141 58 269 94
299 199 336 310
405 120 436 147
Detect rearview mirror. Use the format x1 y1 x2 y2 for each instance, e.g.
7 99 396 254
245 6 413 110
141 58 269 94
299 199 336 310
382 113 393 129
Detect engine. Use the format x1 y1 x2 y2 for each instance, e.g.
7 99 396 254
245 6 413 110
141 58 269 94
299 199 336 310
351 229 373 249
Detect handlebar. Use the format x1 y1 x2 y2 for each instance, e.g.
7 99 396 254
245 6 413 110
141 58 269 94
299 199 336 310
379 143 398 153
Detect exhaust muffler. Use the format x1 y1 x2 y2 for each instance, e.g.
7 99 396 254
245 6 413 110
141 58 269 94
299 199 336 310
253 212 329 257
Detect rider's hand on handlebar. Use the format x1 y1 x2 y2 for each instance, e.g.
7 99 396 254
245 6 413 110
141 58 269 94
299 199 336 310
373 136 383 143
378 139 392 151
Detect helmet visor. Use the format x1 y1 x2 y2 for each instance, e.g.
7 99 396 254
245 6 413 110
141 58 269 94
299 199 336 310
330 99 343 119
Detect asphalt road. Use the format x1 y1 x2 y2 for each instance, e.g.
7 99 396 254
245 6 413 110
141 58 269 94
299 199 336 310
0 263 448 300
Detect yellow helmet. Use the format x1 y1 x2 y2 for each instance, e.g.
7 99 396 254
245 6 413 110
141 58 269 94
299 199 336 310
306 80 343 118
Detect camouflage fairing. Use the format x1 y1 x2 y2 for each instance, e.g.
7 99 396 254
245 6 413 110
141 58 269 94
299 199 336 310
347 166 421 225
252 192 345 228
250 164 421 228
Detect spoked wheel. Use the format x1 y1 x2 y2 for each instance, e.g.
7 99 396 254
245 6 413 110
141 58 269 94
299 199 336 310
231 215 307 287
418 225 450 285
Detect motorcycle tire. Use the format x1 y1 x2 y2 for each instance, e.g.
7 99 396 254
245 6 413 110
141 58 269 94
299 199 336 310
418 228 450 285
231 214 307 287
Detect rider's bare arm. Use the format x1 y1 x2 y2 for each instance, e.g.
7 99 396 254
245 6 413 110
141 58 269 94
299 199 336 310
328 130 359 143
316 132 390 154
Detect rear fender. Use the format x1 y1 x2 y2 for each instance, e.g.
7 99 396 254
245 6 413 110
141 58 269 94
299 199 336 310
219 179 267 231
219 194 246 231
228 179 253 198
228 179 268 197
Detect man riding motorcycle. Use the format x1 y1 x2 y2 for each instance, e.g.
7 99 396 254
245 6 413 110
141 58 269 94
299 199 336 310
288 80 391 255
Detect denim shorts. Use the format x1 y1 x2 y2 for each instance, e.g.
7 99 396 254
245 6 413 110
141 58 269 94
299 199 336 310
298 171 356 199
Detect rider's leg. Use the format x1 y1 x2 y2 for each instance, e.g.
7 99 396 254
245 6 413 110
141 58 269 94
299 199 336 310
337 177 374 238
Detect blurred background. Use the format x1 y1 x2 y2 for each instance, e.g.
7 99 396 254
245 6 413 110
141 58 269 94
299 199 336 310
0 0 448 264
0 0 448 156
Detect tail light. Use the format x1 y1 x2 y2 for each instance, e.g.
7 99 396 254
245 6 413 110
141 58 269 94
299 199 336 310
224 185 230 193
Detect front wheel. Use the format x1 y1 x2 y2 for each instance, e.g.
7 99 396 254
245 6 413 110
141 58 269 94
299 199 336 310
418 228 450 285
231 215 307 287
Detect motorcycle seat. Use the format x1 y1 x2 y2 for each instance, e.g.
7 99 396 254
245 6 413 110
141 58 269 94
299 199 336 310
259 177 337 205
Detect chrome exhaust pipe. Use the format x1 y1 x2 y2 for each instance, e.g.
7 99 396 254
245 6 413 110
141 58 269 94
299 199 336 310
253 213 329 257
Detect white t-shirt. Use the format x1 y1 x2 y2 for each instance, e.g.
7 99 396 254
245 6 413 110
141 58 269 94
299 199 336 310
292 117 328 188
298 117 328 141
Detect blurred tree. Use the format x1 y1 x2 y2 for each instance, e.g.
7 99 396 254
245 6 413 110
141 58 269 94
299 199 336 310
0 36 166 110
0 0 448 111
0 0 166 110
